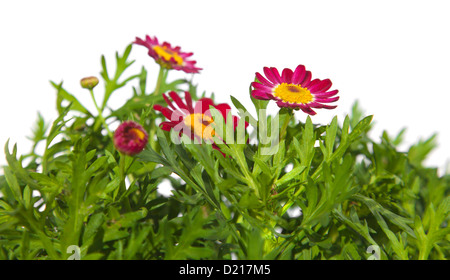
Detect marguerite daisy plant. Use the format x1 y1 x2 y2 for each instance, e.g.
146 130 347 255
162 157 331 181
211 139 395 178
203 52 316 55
251 65 339 115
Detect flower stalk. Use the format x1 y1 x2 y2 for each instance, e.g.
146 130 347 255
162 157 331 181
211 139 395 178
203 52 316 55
279 108 294 141
153 66 166 96
88 87 113 139
119 153 132 212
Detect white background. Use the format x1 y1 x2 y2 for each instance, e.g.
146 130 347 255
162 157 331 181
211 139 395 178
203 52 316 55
1 0 449 174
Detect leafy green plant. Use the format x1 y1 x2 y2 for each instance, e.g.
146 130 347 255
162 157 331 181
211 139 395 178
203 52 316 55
0 38 448 260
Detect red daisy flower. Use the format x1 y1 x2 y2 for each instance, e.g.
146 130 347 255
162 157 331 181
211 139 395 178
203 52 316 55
134 35 202 74
154 91 246 152
114 121 149 156
251 65 339 115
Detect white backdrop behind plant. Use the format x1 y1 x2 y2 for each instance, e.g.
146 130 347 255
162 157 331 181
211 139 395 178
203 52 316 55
1 0 449 174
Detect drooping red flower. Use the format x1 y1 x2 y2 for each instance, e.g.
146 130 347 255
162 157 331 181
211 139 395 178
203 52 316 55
251 65 339 115
153 91 247 153
134 35 202 74
114 121 149 156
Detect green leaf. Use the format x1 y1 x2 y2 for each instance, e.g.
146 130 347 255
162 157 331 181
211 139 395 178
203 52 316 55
202 171 221 209
250 90 269 112
100 44 138 110
138 147 171 167
230 95 257 126
408 134 437 166
275 165 306 187
299 116 315 167
350 100 364 129
51 81 91 116
253 157 272 177
82 212 105 244
332 208 378 246
29 173 60 193
312 115 373 180
85 156 108 178
26 112 48 145
156 128 177 165
3 166 22 204
353 194 415 238
322 116 338 161
4 140 41 191
341 115 350 144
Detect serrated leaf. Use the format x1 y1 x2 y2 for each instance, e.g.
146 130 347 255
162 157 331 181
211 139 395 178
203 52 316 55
353 194 415 238
51 81 91 116
82 212 105 244
230 95 257 126
29 173 60 192
156 128 177 164
323 116 338 160
332 208 378 246
408 134 437 166
3 166 22 204
312 115 373 180
275 165 306 187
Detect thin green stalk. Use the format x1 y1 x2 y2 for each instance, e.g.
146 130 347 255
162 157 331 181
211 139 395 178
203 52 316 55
89 88 113 139
119 154 132 212
234 148 260 197
279 109 293 141
153 66 166 96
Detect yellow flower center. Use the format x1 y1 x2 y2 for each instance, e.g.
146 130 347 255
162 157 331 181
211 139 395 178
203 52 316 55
153 45 184 65
130 128 146 141
273 83 314 104
184 113 215 140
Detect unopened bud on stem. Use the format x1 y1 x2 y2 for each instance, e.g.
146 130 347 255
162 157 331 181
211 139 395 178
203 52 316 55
80 76 99 89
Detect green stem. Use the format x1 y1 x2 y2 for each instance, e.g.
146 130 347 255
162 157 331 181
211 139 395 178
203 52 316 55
153 66 166 96
235 149 259 197
279 109 294 141
119 154 132 212
89 89 113 139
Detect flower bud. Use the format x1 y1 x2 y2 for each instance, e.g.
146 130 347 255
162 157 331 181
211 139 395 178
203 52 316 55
113 121 148 156
80 76 99 89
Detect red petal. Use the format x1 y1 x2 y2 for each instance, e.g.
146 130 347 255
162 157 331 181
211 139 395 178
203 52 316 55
168 91 188 111
184 91 194 112
153 105 174 120
255 72 274 87
301 71 312 87
308 79 332 93
264 67 281 84
251 90 271 100
160 121 177 131
292 65 306 84
313 89 339 98
309 102 338 109
195 98 215 114
214 103 232 120
252 81 274 91
299 104 317 115
162 93 176 110
281 68 294 84
314 96 340 103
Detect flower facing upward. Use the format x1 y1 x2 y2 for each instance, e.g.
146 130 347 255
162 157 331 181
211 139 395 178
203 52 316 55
251 65 339 115
154 91 246 152
114 121 149 156
134 35 202 73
